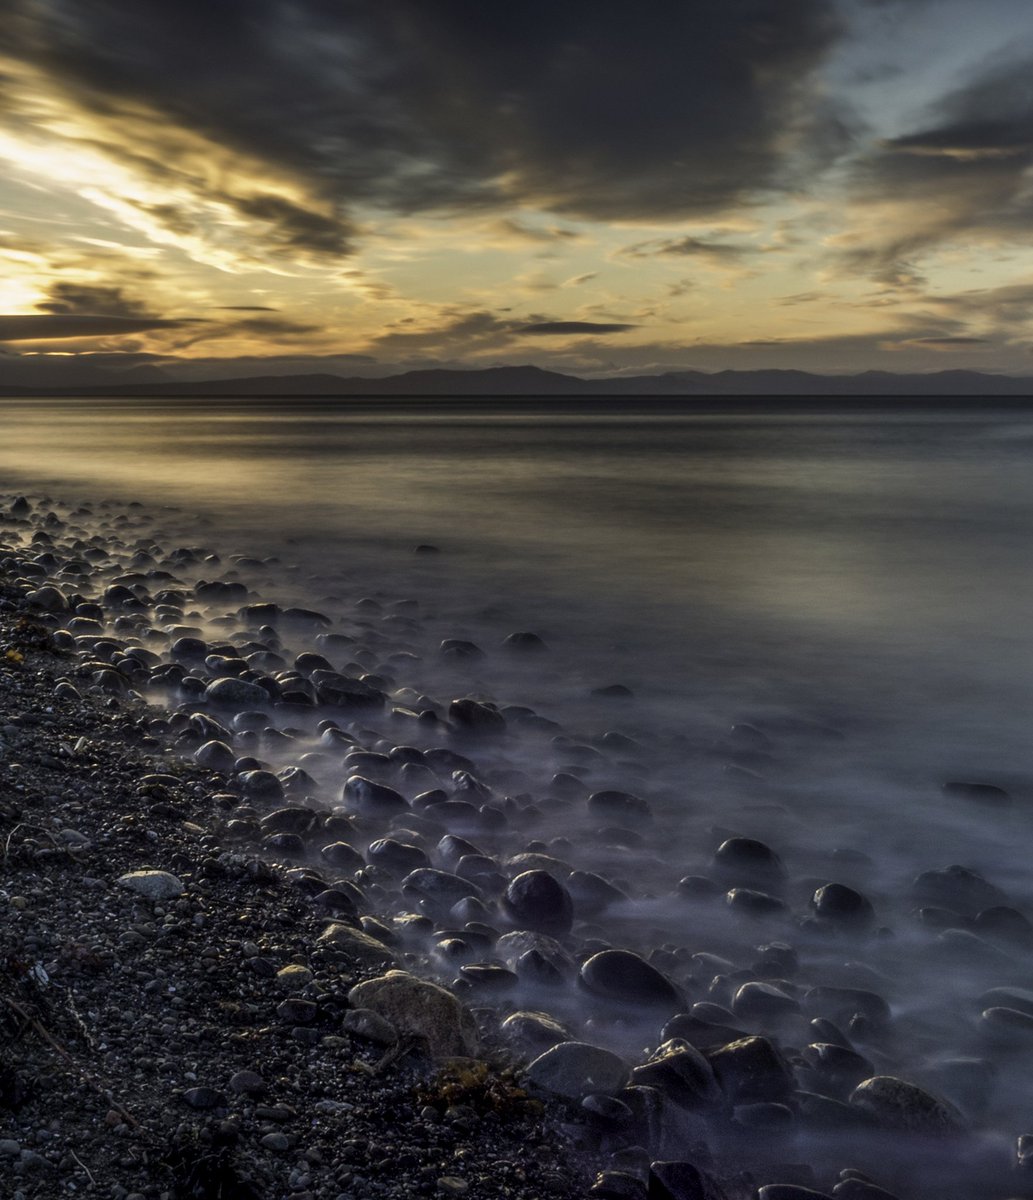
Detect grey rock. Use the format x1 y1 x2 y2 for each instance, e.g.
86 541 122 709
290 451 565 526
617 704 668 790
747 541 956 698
204 676 269 708
341 1008 398 1045
631 1039 721 1110
579 949 681 1011
117 870 185 901
525 1041 630 1099
228 1070 266 1095
348 970 478 1058
849 1075 966 1135
316 922 396 967
707 1036 794 1103
503 870 574 934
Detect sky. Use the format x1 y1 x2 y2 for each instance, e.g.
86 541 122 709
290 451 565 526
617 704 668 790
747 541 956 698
2 0 1033 387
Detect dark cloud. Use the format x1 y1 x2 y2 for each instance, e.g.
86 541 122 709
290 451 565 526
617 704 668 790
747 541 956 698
216 305 279 311
620 236 752 265
227 316 322 337
6 0 847 225
0 313 188 340
838 55 1033 282
521 321 637 335
36 282 154 318
232 194 356 257
906 336 990 346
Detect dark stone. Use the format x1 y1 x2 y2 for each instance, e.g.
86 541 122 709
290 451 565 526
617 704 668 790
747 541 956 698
260 807 317 835
569 870 628 915
204 676 269 708
677 876 723 901
910 865 1008 919
321 841 364 870
942 780 1011 807
726 888 786 917
799 1043 873 1096
647 1160 726 1200
712 837 787 889
732 982 800 1021
588 790 652 825
804 987 890 1027
831 1181 902 1200
341 775 408 817
580 950 682 1011
182 1086 226 1110
630 1040 721 1110
591 1172 648 1200
277 998 318 1024
239 770 284 801
366 838 430 874
449 698 506 734
849 1076 966 1135
757 1188 834 1200
810 884 876 930
707 1036 794 1103
502 631 548 652
503 870 574 935
401 867 481 912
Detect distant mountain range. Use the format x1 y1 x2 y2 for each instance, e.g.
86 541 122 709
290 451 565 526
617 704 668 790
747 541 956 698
4 364 1033 397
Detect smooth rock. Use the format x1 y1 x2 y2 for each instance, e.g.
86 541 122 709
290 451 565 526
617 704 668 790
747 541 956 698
204 676 269 708
849 1076 966 1135
580 949 682 1011
503 870 574 934
525 1041 630 1099
630 1039 721 1110
707 1036 794 1103
117 870 184 901
316 922 396 967
348 970 478 1057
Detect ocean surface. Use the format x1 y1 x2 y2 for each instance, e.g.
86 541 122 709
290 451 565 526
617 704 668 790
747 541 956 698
3 396 1033 765
8 396 1033 1191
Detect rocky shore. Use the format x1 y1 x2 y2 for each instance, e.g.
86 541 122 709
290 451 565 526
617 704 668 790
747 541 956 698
2 490 1033 1200
0 498 604 1200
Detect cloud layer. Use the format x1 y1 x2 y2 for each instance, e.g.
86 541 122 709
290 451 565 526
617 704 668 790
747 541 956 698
5 0 845 234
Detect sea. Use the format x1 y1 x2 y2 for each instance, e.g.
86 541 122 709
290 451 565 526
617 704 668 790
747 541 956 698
5 395 1033 1192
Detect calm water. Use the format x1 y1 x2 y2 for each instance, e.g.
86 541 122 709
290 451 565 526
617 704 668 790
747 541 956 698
3 396 1033 761
9 396 1033 1192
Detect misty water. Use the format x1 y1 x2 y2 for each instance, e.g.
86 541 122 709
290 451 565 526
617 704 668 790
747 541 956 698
6 396 1033 1196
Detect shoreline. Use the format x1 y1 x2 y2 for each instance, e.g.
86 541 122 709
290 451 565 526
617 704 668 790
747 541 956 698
0 503 602 1200
1 487 1028 1200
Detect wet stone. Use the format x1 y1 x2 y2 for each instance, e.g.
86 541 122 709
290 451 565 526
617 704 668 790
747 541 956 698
117 870 184 901
942 780 1011 807
647 1160 727 1200
503 869 574 934
848 1076 966 1135
580 949 682 1011
630 1039 721 1110
342 775 408 817
726 888 786 917
501 1010 572 1054
707 1036 795 1104
525 1041 631 1100
910 865 1008 919
590 1171 647 1200
449 698 506 735
348 969 478 1058
810 883 876 930
204 676 269 708
587 790 652 826
712 837 787 889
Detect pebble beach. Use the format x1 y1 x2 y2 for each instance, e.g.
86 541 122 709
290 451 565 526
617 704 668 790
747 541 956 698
3 487 1033 1200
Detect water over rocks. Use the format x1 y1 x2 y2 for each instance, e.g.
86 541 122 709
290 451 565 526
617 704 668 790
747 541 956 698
5 487 1033 1200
